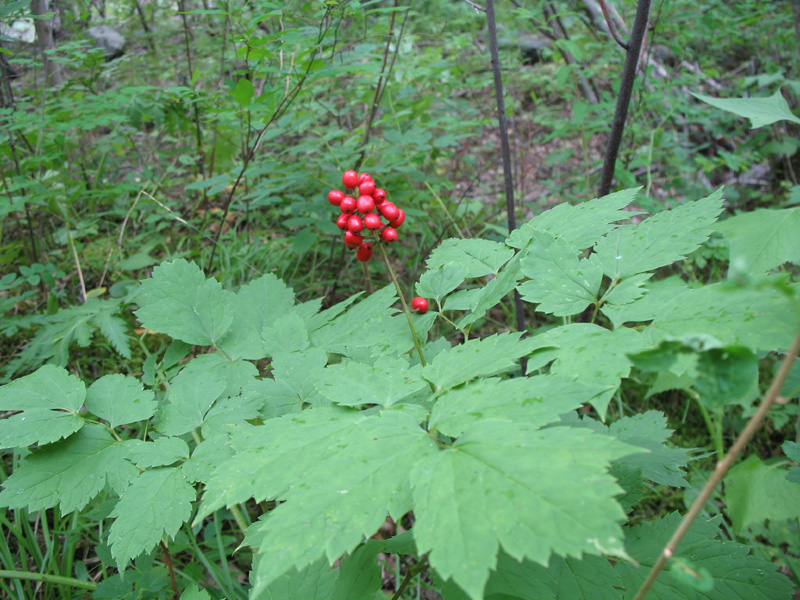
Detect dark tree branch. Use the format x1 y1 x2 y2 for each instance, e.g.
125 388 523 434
485 0 527 373
599 0 628 49
597 0 652 197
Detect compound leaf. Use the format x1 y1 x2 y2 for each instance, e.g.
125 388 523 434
591 189 724 279
0 424 137 512
422 332 532 391
93 309 132 359
85 374 157 428
616 513 795 599
426 239 514 278
507 187 639 251
316 356 427 408
218 273 295 360
714 207 800 274
109 467 196 570
0 365 85 448
196 407 437 595
429 374 609 437
135 259 233 346
518 231 603 317
124 437 190 468
411 420 636 600
417 262 468 303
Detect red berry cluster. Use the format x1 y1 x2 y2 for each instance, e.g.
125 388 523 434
327 169 406 262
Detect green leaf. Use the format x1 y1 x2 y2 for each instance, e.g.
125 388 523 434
607 411 692 487
219 273 296 360
197 408 437 595
252 557 337 600
234 77 255 107
601 276 688 328
714 207 800 274
507 187 639 251
262 348 329 417
417 262 468 303
180 586 213 600
591 189 725 279
135 259 233 346
310 285 396 353
455 256 524 329
644 280 799 353
422 332 531 391
724 455 800 535
263 312 310 357
124 437 190 468
784 441 800 485
518 231 603 316
316 356 427 408
109 467 196 569
0 424 138 512
426 239 514 278
602 273 652 306
616 513 796 599
692 90 800 128
85 374 157 428
429 374 609 437
93 310 132 359
0 365 86 448
411 420 635 600
694 347 759 409
526 324 645 418
156 360 227 436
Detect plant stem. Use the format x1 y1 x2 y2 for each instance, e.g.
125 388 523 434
377 244 434 387
0 570 97 591
390 557 429 600
632 328 800 600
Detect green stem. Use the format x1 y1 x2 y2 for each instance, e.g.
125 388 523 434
229 504 249 536
389 557 429 600
377 244 435 390
0 570 97 591
424 181 465 238
692 392 724 461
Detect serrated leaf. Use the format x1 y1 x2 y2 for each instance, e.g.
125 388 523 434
526 324 644 418
692 90 800 128
310 285 396 352
429 374 609 437
180 586 213 600
616 512 795 599
518 231 603 317
197 408 437 595
422 332 531 391
694 347 759 409
455 256 524 329
218 273 295 360
601 276 689 327
109 467 196 570
714 207 800 274
427 239 514 278
182 433 234 484
316 356 427 408
0 424 138 512
124 437 190 468
608 411 692 487
252 556 337 600
234 77 255 106
135 259 233 346
0 364 85 411
603 273 652 306
93 310 132 359
507 188 640 251
644 280 799 353
724 455 800 535
262 348 329 416
262 312 309 357
0 365 86 448
85 374 157 428
411 420 635 600
417 262 468 303
156 363 227 436
591 189 725 279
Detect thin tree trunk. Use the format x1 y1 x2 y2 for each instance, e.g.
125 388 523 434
31 0 64 87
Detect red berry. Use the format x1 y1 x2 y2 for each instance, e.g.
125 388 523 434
356 195 375 214
358 172 373 184
336 213 349 230
373 188 387 203
359 180 376 197
328 190 345 206
343 170 358 189
364 213 383 231
411 297 428 314
389 208 405 228
344 230 362 249
378 202 400 221
356 242 374 262
380 227 398 242
347 214 364 232
340 196 356 214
